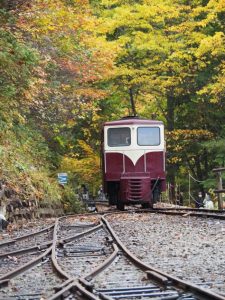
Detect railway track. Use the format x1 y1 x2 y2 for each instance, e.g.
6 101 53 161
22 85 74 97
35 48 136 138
0 224 54 255
0 210 224 299
104 209 225 297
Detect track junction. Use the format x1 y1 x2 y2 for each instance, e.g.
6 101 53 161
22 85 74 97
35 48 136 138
0 207 225 300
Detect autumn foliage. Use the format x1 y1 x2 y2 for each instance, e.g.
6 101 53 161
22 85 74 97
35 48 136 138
0 0 225 208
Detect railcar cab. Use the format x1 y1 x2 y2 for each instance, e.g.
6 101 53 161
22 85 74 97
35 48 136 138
102 116 166 210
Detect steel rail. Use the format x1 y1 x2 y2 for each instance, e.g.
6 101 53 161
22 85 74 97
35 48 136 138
79 243 119 289
0 240 52 258
52 221 104 276
0 217 78 300
49 221 109 300
102 214 225 300
75 281 100 300
0 222 56 282
60 223 103 244
0 218 109 300
47 281 76 300
0 217 73 299
96 203 225 215
134 208 225 220
59 212 105 220
0 224 54 248
0 279 9 288
0 245 52 281
151 207 225 214
47 280 100 300
50 220 107 296
51 218 72 280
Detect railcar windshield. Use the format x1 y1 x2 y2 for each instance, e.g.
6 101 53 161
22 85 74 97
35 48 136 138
108 127 131 147
137 127 160 146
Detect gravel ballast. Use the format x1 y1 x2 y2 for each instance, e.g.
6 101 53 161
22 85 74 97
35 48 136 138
107 213 225 295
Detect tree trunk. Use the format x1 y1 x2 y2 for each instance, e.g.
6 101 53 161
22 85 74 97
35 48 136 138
167 94 176 202
167 94 175 131
129 88 137 116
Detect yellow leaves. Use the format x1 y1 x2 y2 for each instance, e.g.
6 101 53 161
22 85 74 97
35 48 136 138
67 119 76 128
78 140 94 157
101 0 121 5
76 88 107 100
18 0 90 43
208 0 225 11
166 129 214 166
61 140 101 188
169 157 182 164
197 62 225 103
167 129 214 142
196 32 225 58
99 4 154 36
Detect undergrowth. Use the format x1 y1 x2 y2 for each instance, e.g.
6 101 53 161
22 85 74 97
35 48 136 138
0 121 83 213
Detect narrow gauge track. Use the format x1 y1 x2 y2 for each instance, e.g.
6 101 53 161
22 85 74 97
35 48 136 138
56 225 113 279
152 207 225 218
0 224 54 255
46 214 225 299
0 224 55 277
104 210 225 299
0 212 224 299
58 215 100 240
0 215 106 300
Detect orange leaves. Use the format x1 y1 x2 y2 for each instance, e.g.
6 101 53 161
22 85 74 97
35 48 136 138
76 88 107 100
58 58 102 83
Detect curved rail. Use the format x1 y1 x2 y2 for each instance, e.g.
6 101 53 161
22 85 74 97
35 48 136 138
49 220 108 299
3 211 224 299
102 214 225 300
0 222 55 286
51 218 71 280
0 224 54 247
0 241 52 258
50 219 104 280
60 223 103 244
0 244 52 281
79 243 119 287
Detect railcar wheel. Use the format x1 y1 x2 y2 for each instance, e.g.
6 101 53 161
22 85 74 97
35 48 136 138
107 182 119 205
116 201 124 211
141 203 152 209
109 194 117 205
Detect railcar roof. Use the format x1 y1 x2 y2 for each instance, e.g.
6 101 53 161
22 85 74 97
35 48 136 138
104 117 163 126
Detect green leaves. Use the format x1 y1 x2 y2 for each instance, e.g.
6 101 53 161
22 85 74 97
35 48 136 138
0 0 225 203
0 27 40 111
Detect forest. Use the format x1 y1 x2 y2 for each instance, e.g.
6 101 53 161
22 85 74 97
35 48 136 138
0 0 224 210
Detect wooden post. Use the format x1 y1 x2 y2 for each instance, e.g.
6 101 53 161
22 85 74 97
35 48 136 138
213 168 225 210
216 172 223 210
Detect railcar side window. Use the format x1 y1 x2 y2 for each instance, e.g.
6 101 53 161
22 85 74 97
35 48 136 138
108 127 131 147
137 127 160 146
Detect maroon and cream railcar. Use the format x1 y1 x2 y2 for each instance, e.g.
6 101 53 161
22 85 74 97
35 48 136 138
101 116 166 210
